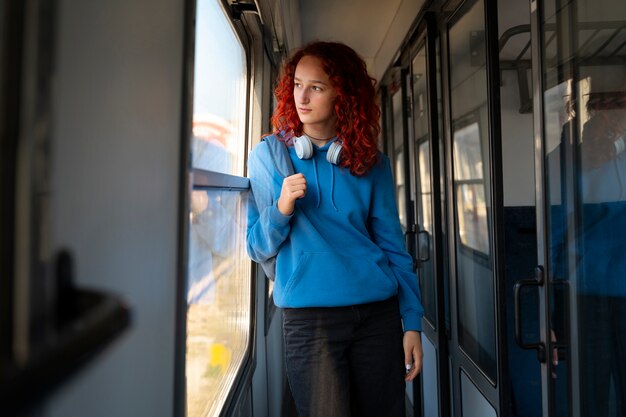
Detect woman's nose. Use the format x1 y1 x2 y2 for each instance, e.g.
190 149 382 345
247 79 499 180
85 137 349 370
296 89 309 104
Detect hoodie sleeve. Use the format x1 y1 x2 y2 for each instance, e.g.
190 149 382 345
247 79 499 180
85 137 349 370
368 154 424 332
246 141 293 263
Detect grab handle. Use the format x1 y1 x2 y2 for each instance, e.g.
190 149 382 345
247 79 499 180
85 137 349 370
513 266 546 363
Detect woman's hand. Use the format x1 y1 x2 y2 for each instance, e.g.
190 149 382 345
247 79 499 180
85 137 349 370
277 173 307 215
403 330 423 381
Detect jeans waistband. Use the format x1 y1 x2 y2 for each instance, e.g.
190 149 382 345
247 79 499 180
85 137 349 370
282 295 399 313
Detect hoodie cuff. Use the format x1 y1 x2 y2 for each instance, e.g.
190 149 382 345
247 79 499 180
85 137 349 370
402 313 423 332
269 202 293 226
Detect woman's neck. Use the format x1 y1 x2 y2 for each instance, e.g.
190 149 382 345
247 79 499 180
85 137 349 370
303 128 336 147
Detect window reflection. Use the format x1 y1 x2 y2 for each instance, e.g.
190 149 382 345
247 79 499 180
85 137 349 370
418 141 432 234
456 183 488 254
192 0 247 176
543 3 626 411
453 122 489 254
392 88 407 230
453 123 483 180
186 189 251 417
395 150 406 229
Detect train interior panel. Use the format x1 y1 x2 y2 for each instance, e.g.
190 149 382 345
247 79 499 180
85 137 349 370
1 0 625 416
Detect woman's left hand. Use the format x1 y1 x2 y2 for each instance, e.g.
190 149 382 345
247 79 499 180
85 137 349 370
403 330 423 381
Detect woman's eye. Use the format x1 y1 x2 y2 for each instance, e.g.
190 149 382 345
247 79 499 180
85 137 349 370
312 86 322 91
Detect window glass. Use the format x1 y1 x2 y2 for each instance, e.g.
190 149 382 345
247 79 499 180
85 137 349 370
187 188 251 416
192 0 247 176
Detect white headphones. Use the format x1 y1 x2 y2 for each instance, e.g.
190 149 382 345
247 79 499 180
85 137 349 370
293 135 343 165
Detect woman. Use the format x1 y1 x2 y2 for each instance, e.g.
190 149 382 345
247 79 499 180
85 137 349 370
246 41 423 417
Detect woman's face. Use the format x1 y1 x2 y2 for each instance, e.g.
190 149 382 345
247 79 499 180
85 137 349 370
293 55 337 137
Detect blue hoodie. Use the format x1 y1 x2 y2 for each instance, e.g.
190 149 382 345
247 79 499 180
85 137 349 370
246 134 423 331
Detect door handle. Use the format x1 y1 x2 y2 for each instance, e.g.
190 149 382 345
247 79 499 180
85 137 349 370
513 265 546 363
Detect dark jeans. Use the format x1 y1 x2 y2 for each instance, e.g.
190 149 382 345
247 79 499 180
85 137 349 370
282 296 406 417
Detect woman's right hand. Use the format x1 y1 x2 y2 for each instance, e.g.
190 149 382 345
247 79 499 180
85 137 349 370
277 173 307 215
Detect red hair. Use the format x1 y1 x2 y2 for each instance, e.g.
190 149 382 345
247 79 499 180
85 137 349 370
271 41 381 176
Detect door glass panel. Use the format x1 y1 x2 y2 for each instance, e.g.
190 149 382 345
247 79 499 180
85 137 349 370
543 1 626 416
412 46 436 326
497 0 540 414
449 0 497 381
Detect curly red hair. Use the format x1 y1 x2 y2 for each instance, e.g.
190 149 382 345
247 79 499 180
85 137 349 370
271 41 381 176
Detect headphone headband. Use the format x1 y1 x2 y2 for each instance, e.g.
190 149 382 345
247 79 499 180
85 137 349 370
293 135 343 165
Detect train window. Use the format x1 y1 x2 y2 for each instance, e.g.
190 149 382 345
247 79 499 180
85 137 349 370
191 0 247 176
448 0 497 382
187 184 251 416
185 0 252 415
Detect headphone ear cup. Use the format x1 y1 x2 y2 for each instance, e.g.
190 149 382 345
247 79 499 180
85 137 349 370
294 136 314 159
327 141 343 165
